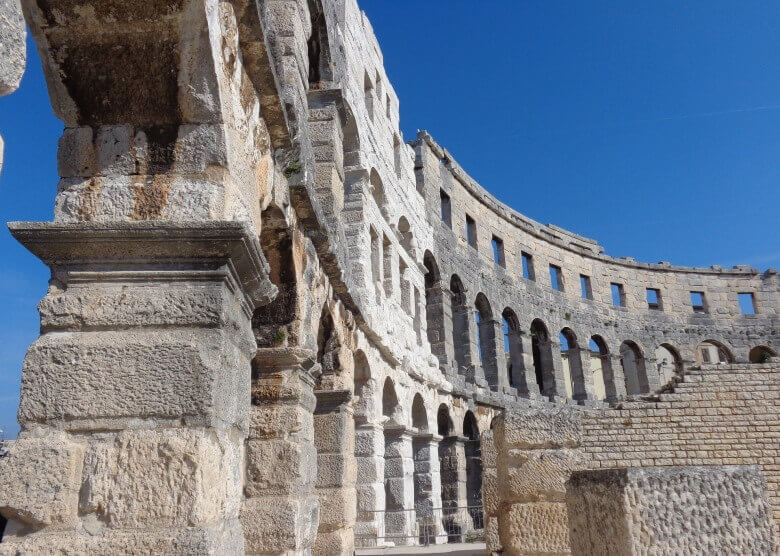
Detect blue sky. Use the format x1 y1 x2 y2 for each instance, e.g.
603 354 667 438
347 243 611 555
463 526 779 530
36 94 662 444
1 2 779 437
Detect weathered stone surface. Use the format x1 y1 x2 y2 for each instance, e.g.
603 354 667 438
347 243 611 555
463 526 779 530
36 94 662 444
0 0 25 96
79 428 242 528
498 501 571 555
496 408 582 451
566 466 778 556
0 430 83 527
241 496 319 554
503 448 586 503
245 438 316 497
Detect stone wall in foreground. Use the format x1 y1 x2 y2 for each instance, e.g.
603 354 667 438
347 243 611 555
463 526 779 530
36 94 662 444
488 361 780 554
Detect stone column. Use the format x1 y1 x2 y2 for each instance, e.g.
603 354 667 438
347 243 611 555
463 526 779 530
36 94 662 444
0 222 274 553
439 435 470 542
609 353 628 399
568 345 596 404
487 317 510 392
354 422 385 547
412 433 446 544
644 356 661 392
314 390 357 556
426 283 454 369
549 339 569 400
383 425 416 546
467 307 488 387
243 348 321 555
518 330 543 397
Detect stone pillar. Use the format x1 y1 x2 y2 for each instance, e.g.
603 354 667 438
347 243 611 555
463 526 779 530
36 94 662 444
466 307 488 387
487 318 509 392
426 283 454 369
519 330 543 397
549 339 569 400
412 433 446 544
439 435 470 542
0 0 26 174
354 422 385 547
644 356 661 392
0 222 274 553
609 354 628 399
243 348 321 555
383 425 416 546
568 345 596 404
314 390 357 556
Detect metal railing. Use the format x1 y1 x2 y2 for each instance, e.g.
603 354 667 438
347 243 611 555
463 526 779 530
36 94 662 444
354 505 484 547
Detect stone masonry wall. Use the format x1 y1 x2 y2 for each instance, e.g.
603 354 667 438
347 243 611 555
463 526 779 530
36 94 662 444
582 362 780 523
490 361 780 554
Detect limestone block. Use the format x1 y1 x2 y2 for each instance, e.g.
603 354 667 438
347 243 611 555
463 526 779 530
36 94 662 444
246 438 316 496
566 466 778 556
502 448 586 503
354 427 383 456
313 528 354 556
485 515 502 553
18 329 250 430
0 430 84 527
385 477 413 510
79 428 242 528
356 456 384 484
356 483 384 513
314 410 352 454
0 519 244 555
482 468 499 515
498 502 571 555
317 487 357 530
248 403 313 441
495 408 582 451
316 453 356 488
241 495 319 554
481 429 497 468
0 0 25 96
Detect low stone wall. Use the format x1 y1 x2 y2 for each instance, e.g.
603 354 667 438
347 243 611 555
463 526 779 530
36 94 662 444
566 466 777 555
488 361 780 553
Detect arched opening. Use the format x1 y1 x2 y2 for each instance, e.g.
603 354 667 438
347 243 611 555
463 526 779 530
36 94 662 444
316 305 341 386
306 0 332 88
695 340 734 365
370 168 389 221
383 378 413 541
254 205 297 348
411 394 433 540
559 328 587 402
749 345 776 364
475 293 499 390
424 252 447 366
620 341 649 395
437 404 453 437
655 344 683 386
502 308 527 393
393 134 402 178
588 336 617 402
412 394 428 432
353 350 373 425
530 319 555 399
463 411 483 520
450 275 470 374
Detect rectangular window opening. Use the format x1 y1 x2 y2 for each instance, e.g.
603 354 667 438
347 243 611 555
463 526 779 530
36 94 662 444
690 291 706 313
549 265 564 292
521 252 535 281
611 283 626 307
580 274 593 300
738 292 756 315
491 236 505 267
466 214 477 249
440 190 452 228
646 288 662 310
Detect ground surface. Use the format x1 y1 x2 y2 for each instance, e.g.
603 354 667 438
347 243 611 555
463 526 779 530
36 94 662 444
356 542 488 555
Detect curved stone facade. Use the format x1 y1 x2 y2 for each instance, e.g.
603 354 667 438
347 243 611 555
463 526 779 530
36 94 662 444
0 0 777 553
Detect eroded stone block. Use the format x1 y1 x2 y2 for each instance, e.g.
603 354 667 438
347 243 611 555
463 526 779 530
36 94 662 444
497 502 571 555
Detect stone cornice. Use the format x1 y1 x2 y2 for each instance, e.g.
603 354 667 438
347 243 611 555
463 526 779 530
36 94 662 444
8 220 277 310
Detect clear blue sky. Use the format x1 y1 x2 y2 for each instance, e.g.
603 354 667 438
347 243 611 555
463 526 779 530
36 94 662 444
1 2 779 437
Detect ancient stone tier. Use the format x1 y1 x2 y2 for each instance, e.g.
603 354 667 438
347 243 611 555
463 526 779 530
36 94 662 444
0 0 777 553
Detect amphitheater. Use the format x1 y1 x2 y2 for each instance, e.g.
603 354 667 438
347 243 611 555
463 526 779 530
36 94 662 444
0 0 777 554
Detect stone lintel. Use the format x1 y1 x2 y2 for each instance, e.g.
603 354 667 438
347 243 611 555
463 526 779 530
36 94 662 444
314 389 352 414
8 220 277 311
253 346 321 383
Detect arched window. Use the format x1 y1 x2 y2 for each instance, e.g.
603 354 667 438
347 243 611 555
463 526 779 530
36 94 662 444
695 340 734 365
463 412 483 522
475 294 499 390
559 328 587 402
749 345 776 364
423 252 447 365
620 341 649 395
412 394 428 432
397 216 414 255
655 344 683 386
450 275 470 373
316 306 341 384
437 404 453 437
306 0 332 87
370 168 389 220
502 308 527 393
589 336 617 402
530 319 555 399
382 377 401 424
364 72 374 120
353 350 373 425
